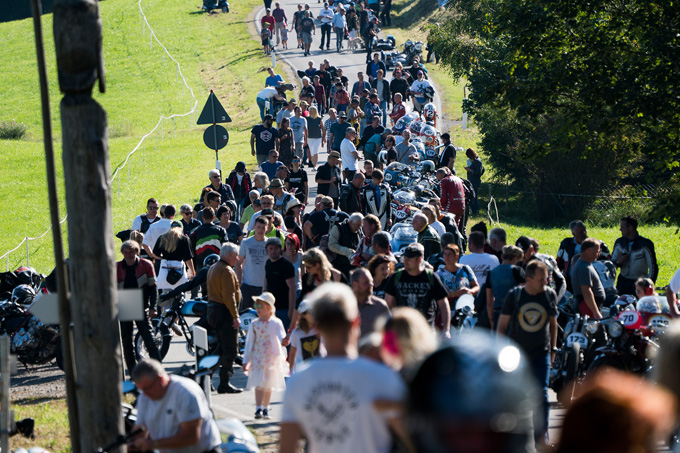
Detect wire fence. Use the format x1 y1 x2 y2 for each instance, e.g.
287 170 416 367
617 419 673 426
0 0 197 272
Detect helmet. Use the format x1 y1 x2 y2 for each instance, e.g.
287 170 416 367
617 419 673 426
411 138 425 155
378 150 388 165
407 332 539 453
14 266 41 287
225 200 238 217
203 253 220 268
615 294 636 307
420 124 437 146
408 120 424 136
403 111 421 123
420 160 435 174
393 117 408 134
423 103 436 121
11 284 36 305
413 185 425 197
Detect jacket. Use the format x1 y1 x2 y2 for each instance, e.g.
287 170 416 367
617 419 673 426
206 260 241 319
362 183 392 229
340 183 363 214
611 235 658 282
329 221 362 277
417 225 442 260
226 171 252 201
116 258 158 309
440 175 466 217
370 78 391 103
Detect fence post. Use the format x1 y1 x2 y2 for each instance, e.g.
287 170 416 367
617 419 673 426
25 238 29 267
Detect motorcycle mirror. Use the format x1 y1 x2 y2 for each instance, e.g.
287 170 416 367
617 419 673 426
198 355 220 371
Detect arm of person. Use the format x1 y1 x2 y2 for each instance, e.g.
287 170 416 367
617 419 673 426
328 225 353 257
288 345 297 372
185 258 196 279
279 423 303 453
496 314 511 337
549 316 558 365
447 156 455 169
131 419 202 450
486 287 495 330
303 181 309 200
250 133 256 156
287 277 296 320
303 220 315 242
143 244 156 260
553 267 567 301
667 285 680 318
467 279 480 296
384 293 396 309
329 131 335 147
581 285 602 319
437 297 451 339
235 255 245 283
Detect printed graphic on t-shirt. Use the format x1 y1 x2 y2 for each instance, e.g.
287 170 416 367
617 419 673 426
304 382 359 443
259 130 274 142
300 335 321 361
517 302 548 333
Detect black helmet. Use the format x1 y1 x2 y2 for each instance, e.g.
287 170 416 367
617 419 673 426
407 332 539 453
203 254 220 268
225 200 238 217
14 266 41 287
11 284 37 306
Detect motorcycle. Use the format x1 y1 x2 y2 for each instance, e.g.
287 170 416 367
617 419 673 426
450 294 476 334
636 295 672 340
135 294 257 363
202 0 229 13
402 39 424 66
390 221 418 253
0 283 63 371
587 306 658 375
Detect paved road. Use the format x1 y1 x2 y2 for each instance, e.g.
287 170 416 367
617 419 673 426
159 3 566 450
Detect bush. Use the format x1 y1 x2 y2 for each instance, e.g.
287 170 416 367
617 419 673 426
0 121 27 140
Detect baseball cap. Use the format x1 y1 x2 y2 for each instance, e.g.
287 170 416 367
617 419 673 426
403 243 425 258
235 161 246 172
170 220 183 229
263 114 273 121
338 111 347 118
266 237 282 248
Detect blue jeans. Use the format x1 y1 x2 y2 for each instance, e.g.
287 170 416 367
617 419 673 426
379 100 387 126
256 97 268 121
334 27 344 51
529 353 550 444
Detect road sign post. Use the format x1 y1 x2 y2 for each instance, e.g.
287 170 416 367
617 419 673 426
198 91 232 173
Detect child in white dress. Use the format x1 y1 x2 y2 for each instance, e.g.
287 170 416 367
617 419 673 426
243 292 287 420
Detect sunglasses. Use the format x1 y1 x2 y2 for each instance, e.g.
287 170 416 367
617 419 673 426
148 206 159 210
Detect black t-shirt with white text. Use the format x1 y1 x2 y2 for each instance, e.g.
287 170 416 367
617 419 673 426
384 269 448 325
285 169 308 196
501 287 558 359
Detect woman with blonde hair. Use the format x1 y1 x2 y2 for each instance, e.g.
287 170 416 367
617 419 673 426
379 307 438 375
306 105 325 169
152 221 195 292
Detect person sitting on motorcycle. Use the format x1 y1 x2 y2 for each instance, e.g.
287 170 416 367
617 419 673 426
407 55 428 81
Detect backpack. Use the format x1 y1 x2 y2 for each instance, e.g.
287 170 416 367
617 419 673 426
392 268 435 288
139 215 159 234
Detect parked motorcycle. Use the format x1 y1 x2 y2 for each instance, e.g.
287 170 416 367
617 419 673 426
135 294 257 362
390 221 418 253
450 294 476 334
202 0 229 13
0 283 63 371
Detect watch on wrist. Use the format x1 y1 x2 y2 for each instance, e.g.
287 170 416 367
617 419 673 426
551 347 559 353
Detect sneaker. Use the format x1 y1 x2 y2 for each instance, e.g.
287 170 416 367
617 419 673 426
319 45 324 50
255 409 263 419
263 408 271 420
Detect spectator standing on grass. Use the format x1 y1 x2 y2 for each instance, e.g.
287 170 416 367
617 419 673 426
237 216 270 310
611 215 658 296
571 238 605 319
265 67 284 87
317 2 334 51
464 147 484 215
280 283 409 453
380 0 392 26
437 132 456 171
225 162 252 219
277 117 294 167
272 2 287 46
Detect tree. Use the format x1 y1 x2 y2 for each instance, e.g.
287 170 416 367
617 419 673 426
433 0 680 223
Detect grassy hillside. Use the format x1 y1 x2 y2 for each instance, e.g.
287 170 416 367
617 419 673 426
0 0 270 272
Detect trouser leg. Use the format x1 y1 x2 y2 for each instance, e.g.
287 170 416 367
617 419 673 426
208 303 238 387
119 321 137 374
135 315 161 362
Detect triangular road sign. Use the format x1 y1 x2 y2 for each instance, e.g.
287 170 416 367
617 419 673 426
197 91 232 125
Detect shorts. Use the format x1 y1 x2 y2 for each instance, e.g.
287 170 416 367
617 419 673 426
294 142 305 158
302 31 313 44
262 38 270 46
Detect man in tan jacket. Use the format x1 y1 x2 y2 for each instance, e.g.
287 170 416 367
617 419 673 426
207 243 243 394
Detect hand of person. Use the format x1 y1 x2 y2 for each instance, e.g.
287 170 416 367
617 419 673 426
464 166 471 171
129 437 154 451
441 330 451 340
281 333 291 347
618 253 630 264
232 317 241 329
243 362 251 372
331 176 337 182
251 149 255 156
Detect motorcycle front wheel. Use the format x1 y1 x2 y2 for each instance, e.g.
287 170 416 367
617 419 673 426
135 321 171 361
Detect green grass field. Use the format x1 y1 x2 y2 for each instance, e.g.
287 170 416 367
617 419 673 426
0 0 268 272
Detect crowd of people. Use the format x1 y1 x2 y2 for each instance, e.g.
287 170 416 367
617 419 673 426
120 3 680 452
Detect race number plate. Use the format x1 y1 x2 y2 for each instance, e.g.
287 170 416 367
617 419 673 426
649 314 671 329
617 310 642 329
566 333 588 348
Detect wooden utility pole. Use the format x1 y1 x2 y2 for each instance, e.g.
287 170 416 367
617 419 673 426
53 0 124 451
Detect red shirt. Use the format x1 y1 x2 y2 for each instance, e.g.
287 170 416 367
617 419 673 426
440 175 466 218
261 16 275 32
389 102 406 122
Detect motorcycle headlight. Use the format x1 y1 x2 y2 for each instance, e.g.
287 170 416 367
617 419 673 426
607 321 624 339
585 320 599 334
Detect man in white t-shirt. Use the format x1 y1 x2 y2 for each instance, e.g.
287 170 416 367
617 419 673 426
340 127 361 182
280 283 410 453
237 216 269 309
143 204 176 259
459 231 500 287
129 359 221 453
667 267 680 318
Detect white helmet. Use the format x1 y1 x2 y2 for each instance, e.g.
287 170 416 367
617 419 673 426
378 150 388 164
423 103 437 121
420 124 437 146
